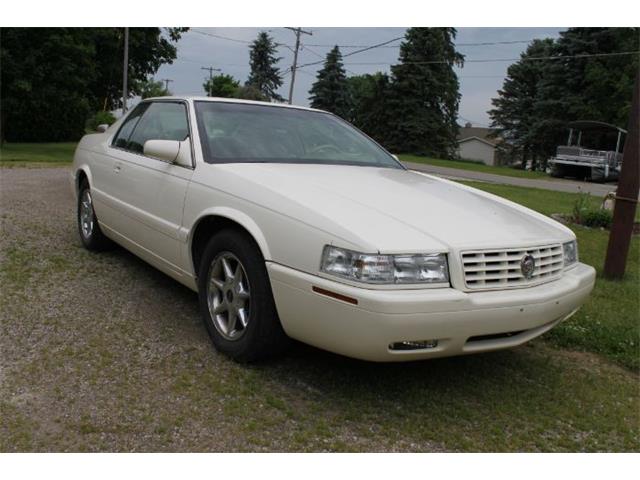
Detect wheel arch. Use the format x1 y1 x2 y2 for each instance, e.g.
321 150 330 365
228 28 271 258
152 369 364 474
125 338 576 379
189 208 272 278
74 166 93 194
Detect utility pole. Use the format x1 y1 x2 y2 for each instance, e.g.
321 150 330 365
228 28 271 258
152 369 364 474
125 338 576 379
201 66 221 97
122 27 129 115
285 27 312 105
161 78 173 94
604 73 639 279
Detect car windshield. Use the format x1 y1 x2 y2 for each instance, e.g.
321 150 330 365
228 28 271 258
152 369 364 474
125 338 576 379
194 101 402 169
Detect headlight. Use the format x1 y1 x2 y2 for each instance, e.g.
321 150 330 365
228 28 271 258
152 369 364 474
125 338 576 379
563 240 578 267
320 245 449 285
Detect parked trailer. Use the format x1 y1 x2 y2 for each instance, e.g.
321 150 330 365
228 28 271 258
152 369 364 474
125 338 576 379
548 121 626 182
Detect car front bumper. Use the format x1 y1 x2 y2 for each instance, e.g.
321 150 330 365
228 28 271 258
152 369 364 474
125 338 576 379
267 262 596 362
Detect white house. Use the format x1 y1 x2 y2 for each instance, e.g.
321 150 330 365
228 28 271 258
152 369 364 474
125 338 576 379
456 124 499 166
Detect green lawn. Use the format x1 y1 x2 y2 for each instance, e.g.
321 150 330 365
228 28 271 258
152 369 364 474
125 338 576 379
463 181 640 371
0 142 77 166
401 154 549 180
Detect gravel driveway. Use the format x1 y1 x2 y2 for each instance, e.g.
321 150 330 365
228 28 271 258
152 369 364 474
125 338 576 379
1 167 637 452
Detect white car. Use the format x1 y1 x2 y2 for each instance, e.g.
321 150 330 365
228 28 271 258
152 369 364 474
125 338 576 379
71 97 596 362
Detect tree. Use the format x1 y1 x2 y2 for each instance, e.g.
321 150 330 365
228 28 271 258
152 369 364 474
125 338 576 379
204 74 240 98
0 27 187 142
1 28 96 142
489 39 555 168
139 77 171 99
88 27 188 111
246 31 283 101
348 72 394 146
234 85 268 101
490 28 639 169
386 28 464 158
309 46 352 119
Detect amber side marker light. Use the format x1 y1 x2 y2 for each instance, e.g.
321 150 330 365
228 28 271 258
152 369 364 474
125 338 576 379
312 286 358 305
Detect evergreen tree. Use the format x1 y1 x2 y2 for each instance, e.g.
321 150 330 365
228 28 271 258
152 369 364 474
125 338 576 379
535 27 639 134
387 28 463 158
490 28 639 169
309 46 352 119
246 31 283 101
489 39 555 168
348 72 393 146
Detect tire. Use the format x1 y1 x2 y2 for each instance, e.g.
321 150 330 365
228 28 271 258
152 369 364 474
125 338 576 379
77 179 113 251
197 229 290 362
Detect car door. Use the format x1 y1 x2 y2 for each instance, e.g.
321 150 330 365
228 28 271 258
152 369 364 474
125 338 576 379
90 102 149 231
105 100 194 274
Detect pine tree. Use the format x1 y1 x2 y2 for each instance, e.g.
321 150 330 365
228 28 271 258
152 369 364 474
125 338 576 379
490 28 639 169
387 28 463 158
308 46 352 119
246 31 283 101
348 72 393 146
489 39 555 168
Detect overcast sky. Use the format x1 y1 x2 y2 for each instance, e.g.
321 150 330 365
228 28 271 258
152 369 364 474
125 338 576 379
155 27 562 126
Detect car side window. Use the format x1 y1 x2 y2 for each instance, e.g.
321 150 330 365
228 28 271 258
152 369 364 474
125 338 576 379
111 103 149 149
126 102 189 155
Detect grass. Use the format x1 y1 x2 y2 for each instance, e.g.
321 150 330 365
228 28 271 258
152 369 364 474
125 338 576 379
0 142 76 167
400 154 549 180
462 181 640 371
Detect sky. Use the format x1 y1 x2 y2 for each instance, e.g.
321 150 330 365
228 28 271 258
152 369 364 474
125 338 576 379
155 27 563 126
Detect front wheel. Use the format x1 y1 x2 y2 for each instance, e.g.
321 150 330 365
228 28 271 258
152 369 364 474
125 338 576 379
197 229 290 362
77 180 113 251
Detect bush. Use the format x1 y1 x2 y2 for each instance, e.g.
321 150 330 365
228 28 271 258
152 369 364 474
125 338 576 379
570 191 613 229
86 111 116 132
582 209 613 229
571 192 592 224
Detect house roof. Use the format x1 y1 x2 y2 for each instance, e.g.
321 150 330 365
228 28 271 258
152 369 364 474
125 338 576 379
457 126 499 146
457 136 497 149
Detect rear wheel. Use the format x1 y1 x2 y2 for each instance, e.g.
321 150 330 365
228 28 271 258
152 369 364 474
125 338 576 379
197 229 290 362
77 179 113 251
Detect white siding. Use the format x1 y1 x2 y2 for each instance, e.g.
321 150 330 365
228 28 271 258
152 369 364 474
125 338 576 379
457 139 496 166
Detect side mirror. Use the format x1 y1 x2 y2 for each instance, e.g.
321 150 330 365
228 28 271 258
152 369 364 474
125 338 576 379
96 124 109 133
144 139 180 163
175 139 193 168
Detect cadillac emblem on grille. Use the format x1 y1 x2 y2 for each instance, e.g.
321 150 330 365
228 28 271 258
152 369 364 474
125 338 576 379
520 254 536 279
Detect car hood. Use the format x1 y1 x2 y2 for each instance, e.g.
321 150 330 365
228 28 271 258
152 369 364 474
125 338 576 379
212 163 573 253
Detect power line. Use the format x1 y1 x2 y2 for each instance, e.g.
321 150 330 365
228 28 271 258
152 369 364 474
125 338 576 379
192 29 254 45
300 44 358 76
292 36 404 71
334 50 640 66
298 37 558 49
190 29 561 57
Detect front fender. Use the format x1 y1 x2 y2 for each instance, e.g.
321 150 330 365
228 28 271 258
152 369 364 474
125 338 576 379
184 206 272 261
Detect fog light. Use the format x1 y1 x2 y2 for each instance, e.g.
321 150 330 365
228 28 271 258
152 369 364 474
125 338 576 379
389 339 439 351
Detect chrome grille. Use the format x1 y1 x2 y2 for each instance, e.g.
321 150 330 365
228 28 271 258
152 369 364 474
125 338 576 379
461 244 564 290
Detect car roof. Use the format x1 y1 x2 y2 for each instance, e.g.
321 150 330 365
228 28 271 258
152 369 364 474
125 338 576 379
143 96 325 114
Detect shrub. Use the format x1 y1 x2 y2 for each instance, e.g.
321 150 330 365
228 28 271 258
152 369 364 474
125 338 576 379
86 111 116 132
582 209 613 229
571 192 592 224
